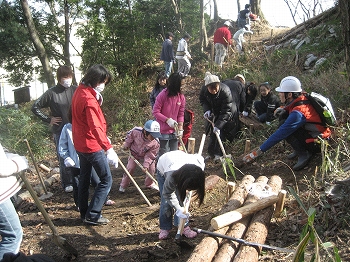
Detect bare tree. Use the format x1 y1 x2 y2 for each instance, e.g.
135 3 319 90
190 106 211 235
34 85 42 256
21 0 55 87
213 0 218 22
200 0 208 51
170 0 183 31
339 0 350 81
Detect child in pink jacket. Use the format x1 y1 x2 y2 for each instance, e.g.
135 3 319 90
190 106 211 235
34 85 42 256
119 120 161 192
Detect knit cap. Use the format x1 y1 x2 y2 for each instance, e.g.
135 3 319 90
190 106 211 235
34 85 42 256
204 72 220 86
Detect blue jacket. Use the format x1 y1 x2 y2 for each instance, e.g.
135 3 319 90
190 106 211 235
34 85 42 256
160 39 174 62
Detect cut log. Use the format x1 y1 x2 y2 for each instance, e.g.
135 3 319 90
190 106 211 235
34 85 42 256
233 175 283 262
187 175 255 262
187 138 195 154
212 176 269 262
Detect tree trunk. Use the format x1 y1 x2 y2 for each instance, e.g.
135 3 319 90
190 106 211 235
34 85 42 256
170 0 183 31
21 0 55 88
187 175 255 262
200 0 208 51
213 0 218 22
339 0 350 82
213 176 269 262
250 0 269 25
233 176 283 262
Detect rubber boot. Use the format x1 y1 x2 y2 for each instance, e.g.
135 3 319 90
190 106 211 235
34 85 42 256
287 151 298 160
293 151 313 171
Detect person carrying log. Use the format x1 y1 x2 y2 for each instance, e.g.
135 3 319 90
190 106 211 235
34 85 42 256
242 76 332 171
119 120 161 192
157 150 205 240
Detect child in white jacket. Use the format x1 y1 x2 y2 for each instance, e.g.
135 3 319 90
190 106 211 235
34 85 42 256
58 123 115 207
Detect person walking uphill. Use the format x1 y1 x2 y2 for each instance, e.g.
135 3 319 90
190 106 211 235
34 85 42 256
71 64 119 225
199 72 236 161
0 143 28 259
213 21 232 68
31 65 76 193
176 33 192 77
119 120 161 193
153 72 186 156
157 150 205 240
243 76 332 171
160 32 175 78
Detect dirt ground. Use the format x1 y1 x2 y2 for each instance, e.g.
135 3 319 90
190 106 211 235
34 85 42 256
15 26 350 262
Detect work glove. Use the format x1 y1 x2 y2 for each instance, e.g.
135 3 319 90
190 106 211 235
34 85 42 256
266 121 271 126
274 107 285 118
166 118 177 128
64 157 75 167
176 129 184 137
213 127 220 136
242 111 249 117
203 110 211 118
106 148 119 168
242 147 263 163
175 209 190 220
9 155 29 172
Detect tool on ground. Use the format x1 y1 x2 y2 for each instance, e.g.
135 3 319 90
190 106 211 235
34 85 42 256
24 139 53 199
19 170 78 257
127 150 158 186
175 190 193 241
193 228 294 253
174 123 187 153
118 158 153 207
205 117 232 162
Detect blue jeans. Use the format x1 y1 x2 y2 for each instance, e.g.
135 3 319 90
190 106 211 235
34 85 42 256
164 61 173 78
159 133 178 157
77 150 112 221
157 170 184 230
0 199 23 259
54 133 73 189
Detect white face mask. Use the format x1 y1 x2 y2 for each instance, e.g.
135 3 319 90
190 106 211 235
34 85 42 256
61 78 72 89
95 83 105 93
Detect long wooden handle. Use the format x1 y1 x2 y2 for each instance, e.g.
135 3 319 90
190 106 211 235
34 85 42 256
19 171 59 235
24 139 48 194
214 132 228 158
118 158 152 207
128 153 158 185
175 191 193 240
174 123 187 153
198 134 206 156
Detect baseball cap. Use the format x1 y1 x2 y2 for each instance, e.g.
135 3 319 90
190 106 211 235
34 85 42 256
144 120 161 138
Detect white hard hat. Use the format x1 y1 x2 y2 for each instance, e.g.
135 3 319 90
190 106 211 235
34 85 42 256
224 21 231 27
275 76 302 92
144 120 161 138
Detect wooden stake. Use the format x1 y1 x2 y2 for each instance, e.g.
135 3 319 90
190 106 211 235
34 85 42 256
274 190 287 218
244 140 251 154
226 182 236 202
39 164 51 172
187 138 195 154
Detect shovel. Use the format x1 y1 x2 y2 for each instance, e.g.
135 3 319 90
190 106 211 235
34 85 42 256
19 171 78 257
205 117 232 163
193 228 294 253
24 139 53 199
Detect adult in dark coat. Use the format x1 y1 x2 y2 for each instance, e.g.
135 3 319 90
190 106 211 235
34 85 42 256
199 72 237 160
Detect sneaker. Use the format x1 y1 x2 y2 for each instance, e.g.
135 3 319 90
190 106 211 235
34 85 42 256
293 151 313 171
214 155 221 162
159 229 171 240
148 183 159 191
182 226 197 238
64 185 73 193
119 186 125 193
84 216 110 225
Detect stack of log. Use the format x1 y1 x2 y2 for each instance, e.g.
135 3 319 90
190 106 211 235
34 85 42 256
188 175 286 262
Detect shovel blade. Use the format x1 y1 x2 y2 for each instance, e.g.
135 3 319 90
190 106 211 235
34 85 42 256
48 233 78 257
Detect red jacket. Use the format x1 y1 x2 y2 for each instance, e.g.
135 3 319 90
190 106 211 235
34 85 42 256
71 83 112 153
214 26 232 46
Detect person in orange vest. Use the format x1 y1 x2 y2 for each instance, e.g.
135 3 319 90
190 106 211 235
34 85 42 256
243 76 332 171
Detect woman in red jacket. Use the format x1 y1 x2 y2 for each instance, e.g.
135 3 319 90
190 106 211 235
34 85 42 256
71 64 118 225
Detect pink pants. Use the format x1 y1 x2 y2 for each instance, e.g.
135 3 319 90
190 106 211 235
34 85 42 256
120 157 156 188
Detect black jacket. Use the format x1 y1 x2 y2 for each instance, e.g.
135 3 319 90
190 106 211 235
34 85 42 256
222 79 246 113
31 83 76 135
199 83 235 129
259 92 281 121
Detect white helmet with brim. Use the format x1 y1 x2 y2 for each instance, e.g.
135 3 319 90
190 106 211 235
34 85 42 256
275 76 302 92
